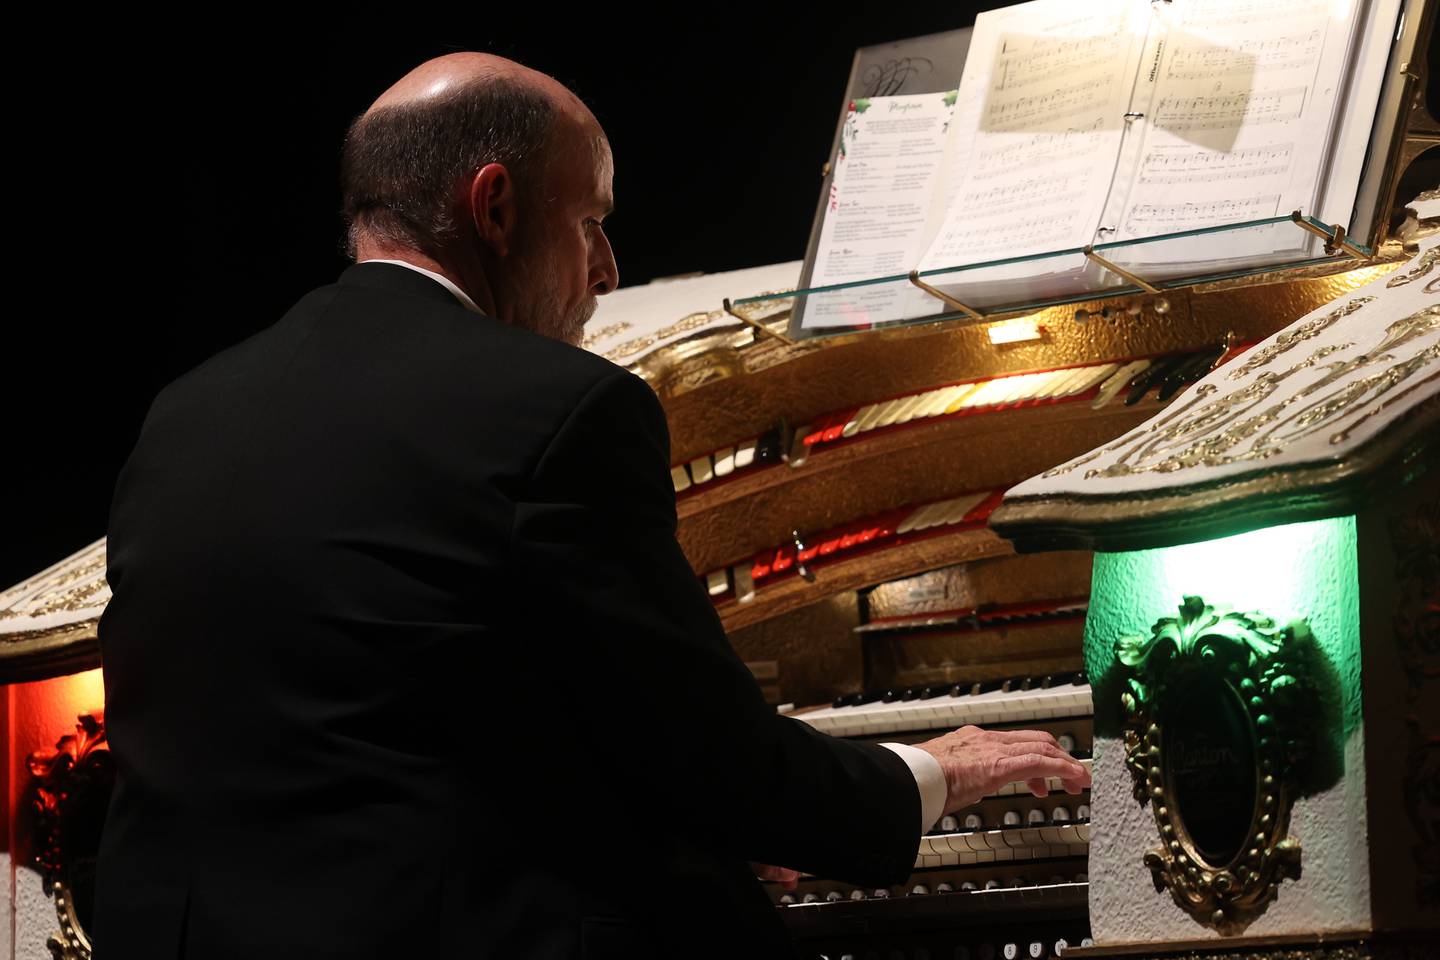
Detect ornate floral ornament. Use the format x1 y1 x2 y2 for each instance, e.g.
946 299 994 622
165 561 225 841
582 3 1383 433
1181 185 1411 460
1116 596 1306 932
27 713 112 960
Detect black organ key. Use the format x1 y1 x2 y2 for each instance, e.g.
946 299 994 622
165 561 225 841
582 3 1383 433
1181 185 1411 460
754 428 783 464
900 686 924 701
922 683 952 699
833 692 861 708
881 689 903 703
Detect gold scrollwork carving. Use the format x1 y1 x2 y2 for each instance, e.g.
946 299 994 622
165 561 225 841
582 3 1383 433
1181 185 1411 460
1118 597 1307 932
1386 246 1438 289
1040 301 1439 480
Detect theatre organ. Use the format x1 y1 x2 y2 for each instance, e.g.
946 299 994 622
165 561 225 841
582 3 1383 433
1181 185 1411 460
1 4 1437 960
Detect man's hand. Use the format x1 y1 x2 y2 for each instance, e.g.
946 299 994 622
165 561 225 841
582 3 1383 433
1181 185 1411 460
915 725 1090 815
751 863 800 890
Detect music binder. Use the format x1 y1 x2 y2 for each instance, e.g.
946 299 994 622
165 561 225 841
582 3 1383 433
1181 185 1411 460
794 0 1407 335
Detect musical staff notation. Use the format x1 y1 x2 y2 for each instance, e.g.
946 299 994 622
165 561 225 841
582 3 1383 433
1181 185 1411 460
1137 143 1294 185
1154 86 1307 132
1123 195 1279 232
1166 29 1323 82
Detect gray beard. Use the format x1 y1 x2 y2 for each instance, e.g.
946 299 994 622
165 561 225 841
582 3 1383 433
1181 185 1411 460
500 247 596 347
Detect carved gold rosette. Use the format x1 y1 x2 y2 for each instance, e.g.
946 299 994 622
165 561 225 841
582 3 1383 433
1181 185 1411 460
27 713 111 960
1117 597 1306 932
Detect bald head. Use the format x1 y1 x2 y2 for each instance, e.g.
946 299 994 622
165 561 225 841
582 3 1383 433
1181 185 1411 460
341 53 601 259
367 52 593 129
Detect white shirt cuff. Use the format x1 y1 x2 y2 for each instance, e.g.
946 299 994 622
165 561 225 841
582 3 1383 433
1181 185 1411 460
880 742 947 835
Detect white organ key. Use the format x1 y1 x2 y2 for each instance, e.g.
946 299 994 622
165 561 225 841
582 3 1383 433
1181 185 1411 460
1064 362 1120 397
911 502 950 532
712 446 735 477
733 439 757 469
1036 367 1090 400
891 393 931 425
915 386 959 419
998 371 1047 404
732 564 756 604
942 383 984 413
967 377 1014 409
688 455 714 484
1093 359 1151 408
705 570 729 596
868 397 909 429
855 401 892 433
896 502 942 535
670 465 691 492
939 492 988 526
794 679 1094 737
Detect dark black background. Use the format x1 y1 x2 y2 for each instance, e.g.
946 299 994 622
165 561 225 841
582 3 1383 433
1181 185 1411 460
5 8 1435 590
5 9 997 589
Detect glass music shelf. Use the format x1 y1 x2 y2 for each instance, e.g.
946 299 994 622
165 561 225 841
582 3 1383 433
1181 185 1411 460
725 213 1375 341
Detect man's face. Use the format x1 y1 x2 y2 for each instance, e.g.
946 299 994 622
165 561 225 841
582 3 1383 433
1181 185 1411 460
502 120 618 346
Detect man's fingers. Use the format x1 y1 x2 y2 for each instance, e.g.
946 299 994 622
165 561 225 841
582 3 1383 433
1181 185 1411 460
996 753 1089 787
753 863 801 886
1000 739 1074 762
977 727 1059 746
1026 776 1050 798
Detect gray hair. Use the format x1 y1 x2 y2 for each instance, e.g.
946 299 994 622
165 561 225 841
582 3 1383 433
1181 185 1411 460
340 75 558 258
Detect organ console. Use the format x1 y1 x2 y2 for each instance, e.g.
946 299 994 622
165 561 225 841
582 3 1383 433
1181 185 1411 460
0 5 1434 960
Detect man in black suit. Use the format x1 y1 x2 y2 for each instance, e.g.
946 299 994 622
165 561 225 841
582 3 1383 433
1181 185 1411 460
94 53 1088 959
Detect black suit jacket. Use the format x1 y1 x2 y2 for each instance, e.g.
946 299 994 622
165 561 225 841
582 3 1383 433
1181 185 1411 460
94 262 919 959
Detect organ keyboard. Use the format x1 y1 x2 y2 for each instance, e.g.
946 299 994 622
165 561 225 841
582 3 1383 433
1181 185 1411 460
793 675 1092 738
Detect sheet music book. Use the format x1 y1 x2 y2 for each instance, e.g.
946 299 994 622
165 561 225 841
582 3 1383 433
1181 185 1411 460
796 0 1403 332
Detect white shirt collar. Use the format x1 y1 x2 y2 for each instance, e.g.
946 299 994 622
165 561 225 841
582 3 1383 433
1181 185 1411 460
359 259 484 315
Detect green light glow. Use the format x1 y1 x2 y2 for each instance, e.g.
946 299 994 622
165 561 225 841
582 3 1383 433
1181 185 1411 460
1086 514 1361 742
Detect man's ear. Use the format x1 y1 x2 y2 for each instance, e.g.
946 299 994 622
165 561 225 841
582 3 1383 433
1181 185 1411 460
467 163 517 257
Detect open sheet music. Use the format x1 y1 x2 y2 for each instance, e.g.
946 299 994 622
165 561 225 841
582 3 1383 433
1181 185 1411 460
797 0 1397 332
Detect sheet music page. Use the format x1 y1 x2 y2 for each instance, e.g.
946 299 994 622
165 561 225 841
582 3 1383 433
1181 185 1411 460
1114 0 1362 244
918 0 1148 273
800 91 958 328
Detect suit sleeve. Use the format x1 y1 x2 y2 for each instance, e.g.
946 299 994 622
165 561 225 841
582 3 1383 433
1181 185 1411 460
508 368 920 886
